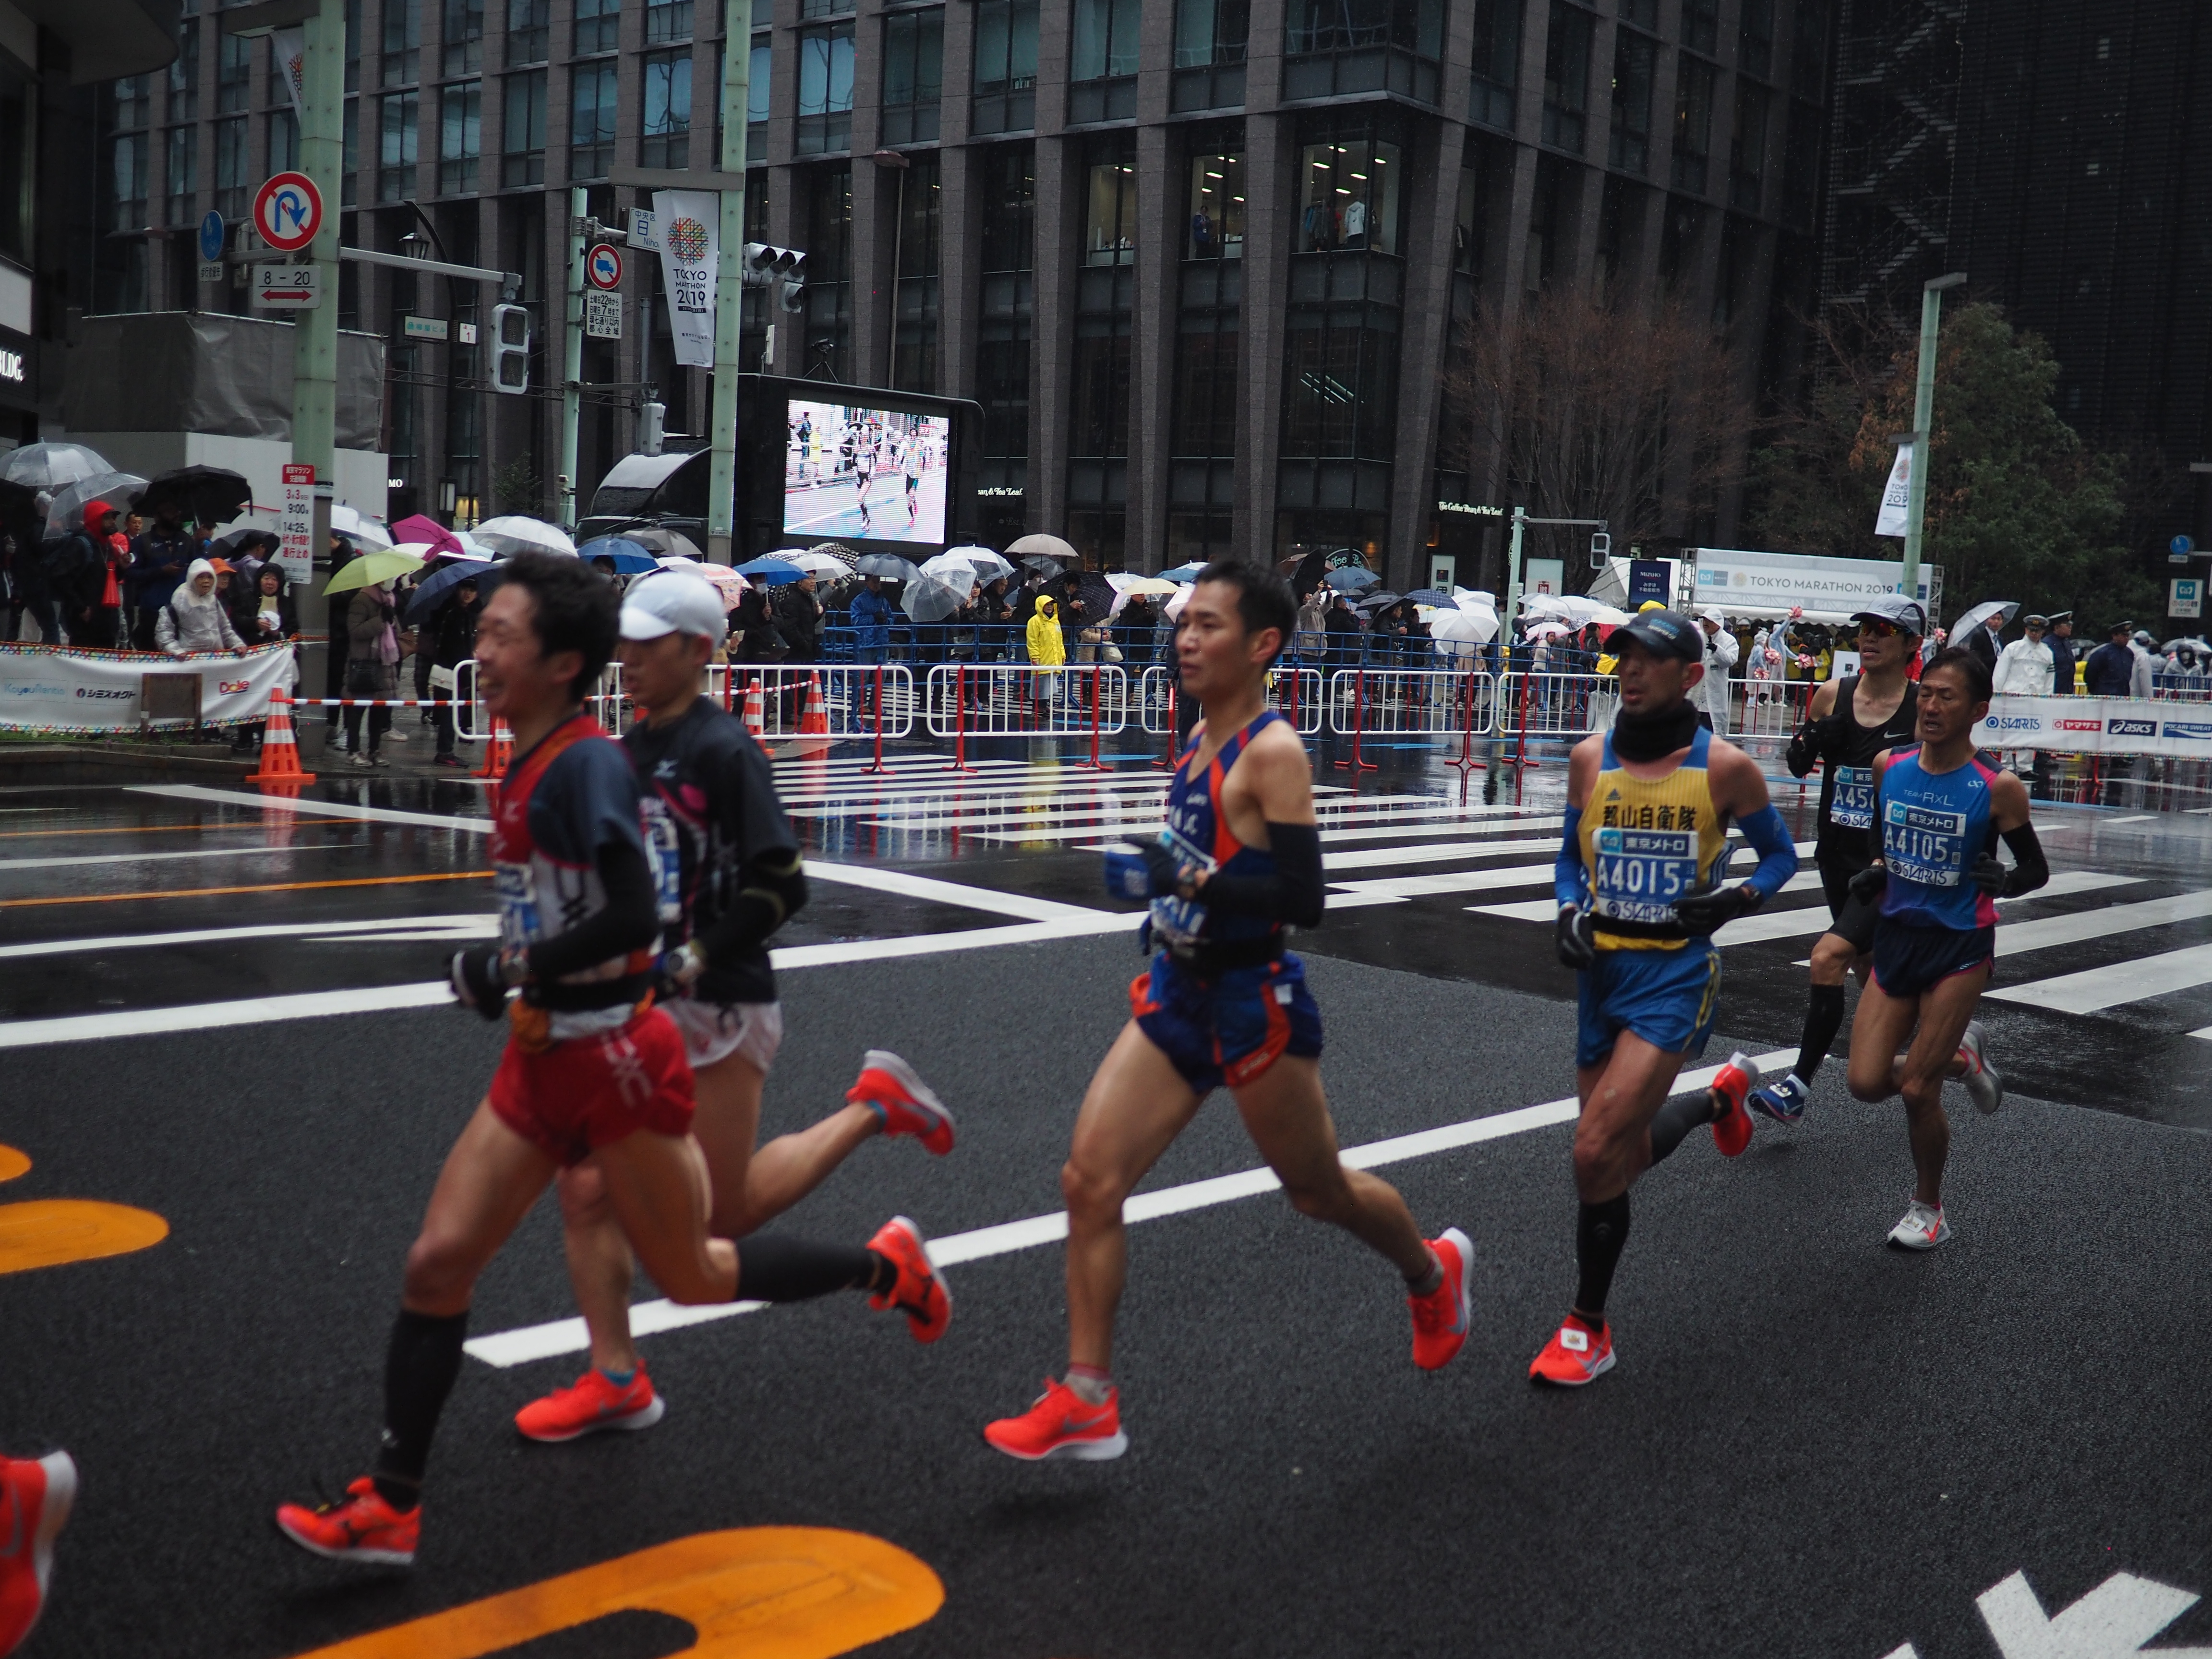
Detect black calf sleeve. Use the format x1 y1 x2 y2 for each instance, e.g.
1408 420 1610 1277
735 1236 885 1302
1648 1090 1718 1165
1796 983 1848 1082
1575 1194 1632 1318
372 1309 469 1509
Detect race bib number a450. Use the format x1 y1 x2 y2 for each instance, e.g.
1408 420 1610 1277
1592 828 1699 924
1882 800 1967 887
1829 764 1875 829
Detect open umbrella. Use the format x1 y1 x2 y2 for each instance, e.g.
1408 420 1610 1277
474 515 578 557
854 553 922 581
735 555 806 584
941 545 1012 580
45 473 147 536
1106 573 1179 616
1523 619 1574 642
902 577 968 623
1951 600 2019 637
136 465 252 527
386 514 468 558
804 541 860 568
325 546 430 596
783 549 854 580
918 552 984 591
328 504 394 550
1007 532 1081 565
1159 561 1208 583
576 535 662 575
1401 588 1454 606
210 528 281 569
1324 566 1381 594
1356 589 1405 613
659 557 747 599
600 524 705 562
0 443 111 514
1431 606 1498 656
404 557 505 623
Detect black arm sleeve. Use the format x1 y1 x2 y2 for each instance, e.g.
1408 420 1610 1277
1999 821 2049 897
691 848 809 963
1194 822 1325 928
525 840 659 980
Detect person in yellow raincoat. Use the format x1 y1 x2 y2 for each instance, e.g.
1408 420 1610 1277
1027 592 1067 712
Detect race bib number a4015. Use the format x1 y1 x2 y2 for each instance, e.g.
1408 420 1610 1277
1592 828 1699 924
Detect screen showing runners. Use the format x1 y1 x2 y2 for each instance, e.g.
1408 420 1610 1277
782 399 950 545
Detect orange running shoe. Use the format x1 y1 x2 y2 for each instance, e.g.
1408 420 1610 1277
274 1477 419 1566
984 1377 1128 1462
514 1364 666 1443
848 1050 955 1155
1529 1317 1615 1386
1408 1227 1474 1371
0 1451 75 1656
1707 1051 1759 1158
866 1216 952 1343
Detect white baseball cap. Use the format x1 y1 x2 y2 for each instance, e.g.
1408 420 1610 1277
619 572 727 643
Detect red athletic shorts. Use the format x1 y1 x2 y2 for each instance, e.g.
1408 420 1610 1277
488 1005 697 1166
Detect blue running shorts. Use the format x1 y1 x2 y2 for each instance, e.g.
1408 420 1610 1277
1871 919 1995 1000
1575 943 1723 1068
1130 950 1323 1094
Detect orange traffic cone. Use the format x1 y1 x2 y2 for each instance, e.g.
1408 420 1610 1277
474 717 514 779
743 678 765 739
246 686 316 788
799 672 830 736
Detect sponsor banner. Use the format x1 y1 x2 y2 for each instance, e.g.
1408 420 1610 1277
1973 695 2212 758
0 644 294 733
652 190 718 369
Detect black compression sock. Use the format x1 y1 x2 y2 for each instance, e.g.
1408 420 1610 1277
1795 984 1847 1083
371 1308 469 1510
1648 1090 1718 1164
735 1236 886 1302
1575 1194 1632 1319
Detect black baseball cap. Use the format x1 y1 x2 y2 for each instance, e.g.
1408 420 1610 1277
1609 609 1703 663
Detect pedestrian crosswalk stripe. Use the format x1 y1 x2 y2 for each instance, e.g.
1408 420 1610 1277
1988 940 2212 1015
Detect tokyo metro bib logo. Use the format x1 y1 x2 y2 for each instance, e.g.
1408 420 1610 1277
667 217 710 262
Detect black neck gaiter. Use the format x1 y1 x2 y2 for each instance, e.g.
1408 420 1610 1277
1611 699 1700 761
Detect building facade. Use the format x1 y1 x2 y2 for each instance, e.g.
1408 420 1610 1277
95 0 1834 586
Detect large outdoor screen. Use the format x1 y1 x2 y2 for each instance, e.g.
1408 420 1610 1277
781 400 951 545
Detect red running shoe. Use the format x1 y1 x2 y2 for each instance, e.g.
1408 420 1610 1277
1708 1051 1760 1158
514 1364 666 1443
849 1051 955 1154
866 1216 952 1343
984 1377 1128 1462
274 1478 420 1566
1408 1227 1474 1371
1529 1317 1615 1386
0 1452 75 1656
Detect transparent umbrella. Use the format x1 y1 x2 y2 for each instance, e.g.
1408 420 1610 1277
902 577 968 623
473 515 578 557
45 473 147 536
0 442 111 493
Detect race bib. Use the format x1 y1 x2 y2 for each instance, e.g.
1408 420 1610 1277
1591 828 1699 924
1882 800 1966 887
639 799 685 925
1830 764 1875 830
493 860 541 948
1145 828 1216 948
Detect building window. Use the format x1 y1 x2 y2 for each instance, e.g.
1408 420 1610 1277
1609 28 1653 174
795 23 854 154
108 135 149 234
341 95 358 204
168 18 200 122
1671 55 1713 193
443 0 483 77
1792 0 1828 93
1284 0 1441 102
646 0 694 45
1187 147 1243 257
1173 132 1243 563
1780 97 1820 228
383 0 420 85
1172 0 1246 110
574 0 620 58
502 68 545 185
378 90 419 202
1083 151 1136 265
569 60 615 178
1468 0 1518 129
641 49 691 169
976 143 1034 523
217 33 251 113
800 0 854 17
748 37 770 127
1071 136 1136 564
1729 81 1768 212
1294 130 1402 254
1682 0 1717 57
1739 0 1773 80
892 154 940 392
506 0 548 66
881 10 942 146
1070 0 1139 121
164 124 196 224
1541 2 1591 154
439 80 480 193
266 108 299 173
972 0 1037 134
213 116 247 219
1619 0 1656 26
802 164 853 381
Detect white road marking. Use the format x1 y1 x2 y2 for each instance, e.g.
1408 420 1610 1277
129 784 492 834
1975 1568 2208 1659
2096 815 2156 826
0 914 494 960
0 982 457 1048
0 843 346 873
1988 940 2212 1015
1336 840 1819 902
462 1044 1802 1367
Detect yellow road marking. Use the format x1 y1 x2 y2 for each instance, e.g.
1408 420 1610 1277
0 1200 168 1274
0 1145 26 1182
289 1527 943 1659
0 871 492 908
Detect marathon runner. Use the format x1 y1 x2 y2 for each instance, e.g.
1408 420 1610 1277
1845 646 2044 1249
1748 594 1924 1124
901 435 924 526
512 572 955 1443
1537 609 1800 1386
0 1451 73 1656
984 562 1473 1462
273 555 946 1567
852 430 875 534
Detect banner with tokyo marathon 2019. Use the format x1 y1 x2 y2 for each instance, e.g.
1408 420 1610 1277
0 644 296 733
652 190 719 369
1974 695 2212 759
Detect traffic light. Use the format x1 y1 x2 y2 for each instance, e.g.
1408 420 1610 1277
490 302 531 395
742 242 807 315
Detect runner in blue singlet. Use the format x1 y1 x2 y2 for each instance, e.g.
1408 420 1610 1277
1845 647 2047 1251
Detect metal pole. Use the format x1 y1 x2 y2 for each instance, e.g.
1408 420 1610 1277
1503 505 1526 636
707 0 752 564
1902 273 1966 602
559 185 586 529
292 0 344 706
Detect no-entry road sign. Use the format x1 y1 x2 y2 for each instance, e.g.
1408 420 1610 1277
587 243 623 290
254 172 323 253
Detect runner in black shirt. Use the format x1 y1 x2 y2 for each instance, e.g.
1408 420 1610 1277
510 571 958 1446
1748 593 1924 1123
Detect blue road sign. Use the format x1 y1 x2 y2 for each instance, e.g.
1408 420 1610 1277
198 210 225 264
2173 534 2195 556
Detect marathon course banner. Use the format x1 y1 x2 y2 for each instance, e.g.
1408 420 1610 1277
1976 695 2212 758
0 643 294 732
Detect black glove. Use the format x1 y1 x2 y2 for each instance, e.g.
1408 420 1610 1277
450 946 508 1019
1140 840 1190 898
1848 865 1887 904
1555 906 1597 971
1672 884 1763 931
1969 854 2008 895
1785 722 1820 779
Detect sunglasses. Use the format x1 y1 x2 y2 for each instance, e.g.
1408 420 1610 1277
1858 619 1907 638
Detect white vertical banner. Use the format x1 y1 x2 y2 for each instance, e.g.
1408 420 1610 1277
273 27 307 123
278 463 316 583
1875 443 1913 538
653 190 720 368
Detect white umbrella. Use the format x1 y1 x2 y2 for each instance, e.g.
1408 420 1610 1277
783 549 854 580
45 472 147 536
1453 587 1498 613
1106 574 1180 617
918 552 984 593
943 545 1014 579
329 503 394 549
473 515 578 557
1952 600 2018 637
1524 619 1574 642
1431 606 1498 655
658 557 746 596
1007 532 1082 565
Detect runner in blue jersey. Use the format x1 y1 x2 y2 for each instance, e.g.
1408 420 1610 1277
984 562 1474 1463
1845 647 2047 1250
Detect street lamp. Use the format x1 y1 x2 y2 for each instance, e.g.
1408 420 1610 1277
1901 272 1967 605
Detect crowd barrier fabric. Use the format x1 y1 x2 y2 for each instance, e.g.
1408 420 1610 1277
0 643 295 732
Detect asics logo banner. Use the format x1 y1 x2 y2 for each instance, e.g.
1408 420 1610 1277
2107 718 2157 737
